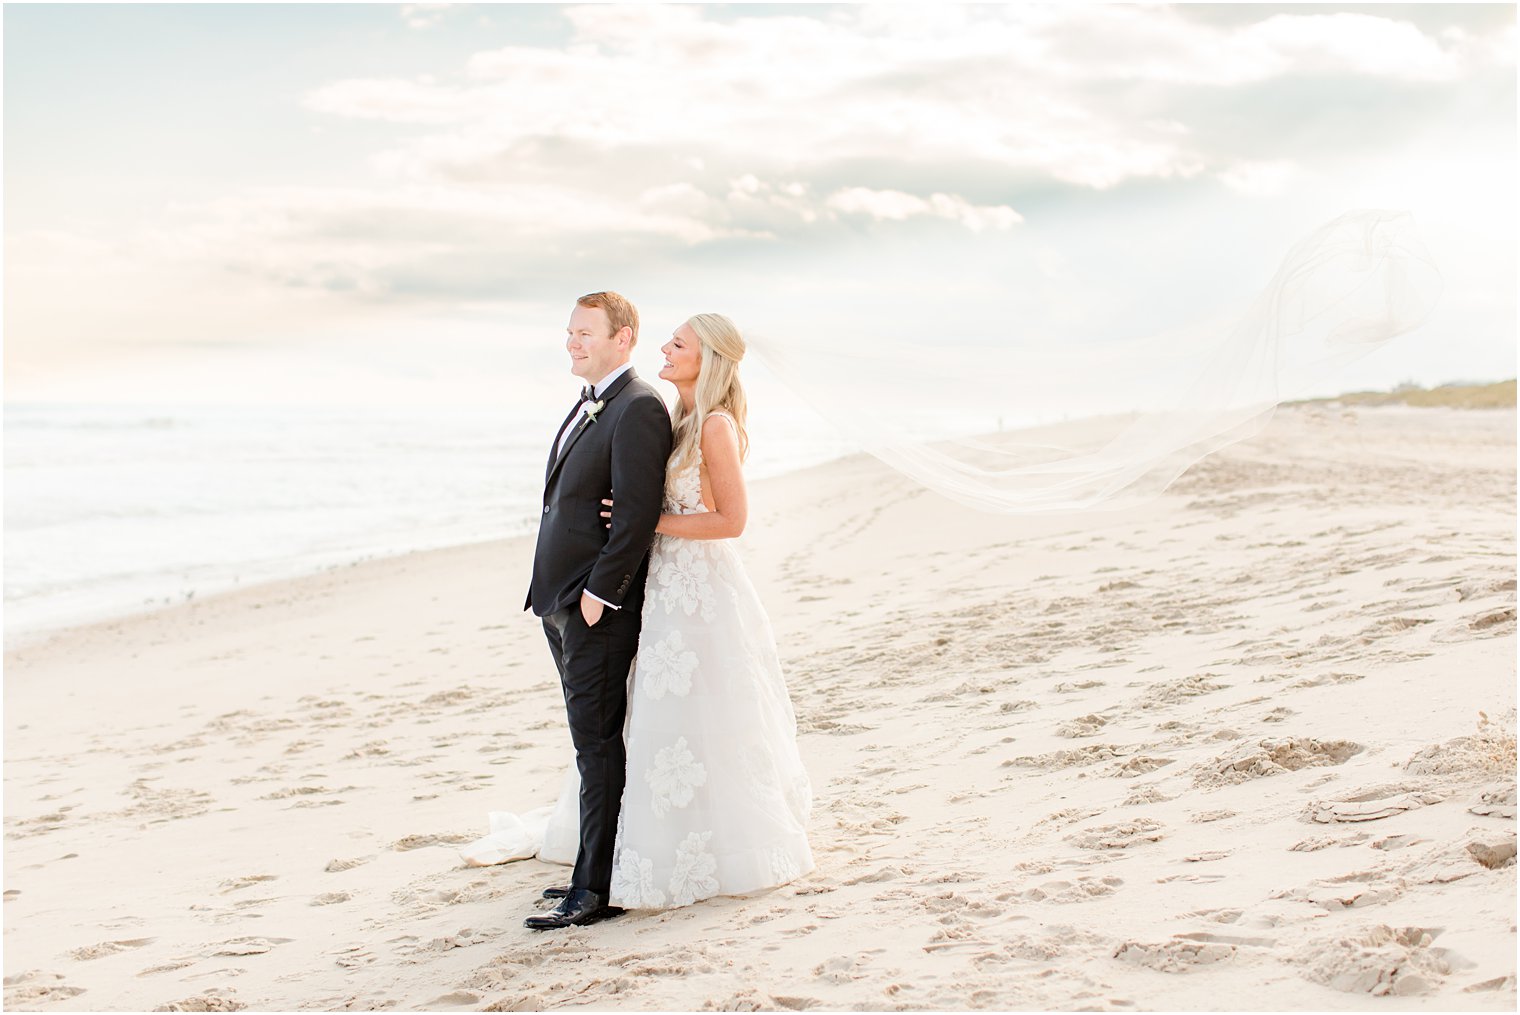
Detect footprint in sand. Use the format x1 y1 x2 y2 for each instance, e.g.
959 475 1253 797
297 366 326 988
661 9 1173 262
1469 783 1516 819
1130 674 1226 710
1055 714 1108 738
1052 679 1105 694
324 855 375 872
1192 737 1362 788
1404 717 1515 779
4 970 86 1005
1291 924 1459 996
1465 837 1516 870
1008 876 1123 904
1157 872 1226 884
258 785 355 807
1112 755 1174 778
152 990 246 1011
426 990 484 1009
390 832 474 851
1003 744 1130 771
1114 938 1235 971
6 809 72 838
1432 608 1516 643
1190 809 1237 823
218 875 277 894
813 954 869 984
1454 576 1516 601
1302 786 1445 825
1035 807 1103 828
328 943 378 970
1064 819 1166 850
428 928 488 952
1180 907 1244 925
119 779 214 822
1289 832 1373 852
1288 672 1365 689
69 938 155 960
1282 873 1401 911
840 864 913 886
152 996 246 1008
202 936 293 958
1370 834 1426 851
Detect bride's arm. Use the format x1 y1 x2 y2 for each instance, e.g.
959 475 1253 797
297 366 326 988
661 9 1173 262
657 414 747 540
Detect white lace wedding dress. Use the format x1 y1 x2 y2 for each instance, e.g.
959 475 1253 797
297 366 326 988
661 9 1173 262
606 412 814 907
461 412 815 908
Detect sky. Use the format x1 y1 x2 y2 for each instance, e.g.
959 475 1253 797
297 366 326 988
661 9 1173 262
4 2 1515 410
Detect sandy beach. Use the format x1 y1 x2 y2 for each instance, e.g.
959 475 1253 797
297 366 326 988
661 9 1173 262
3 402 1515 1012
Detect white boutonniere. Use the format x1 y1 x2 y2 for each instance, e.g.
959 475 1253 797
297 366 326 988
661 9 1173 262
584 399 606 423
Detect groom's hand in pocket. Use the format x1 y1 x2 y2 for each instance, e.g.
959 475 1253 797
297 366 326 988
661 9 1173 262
579 591 605 627
600 497 613 529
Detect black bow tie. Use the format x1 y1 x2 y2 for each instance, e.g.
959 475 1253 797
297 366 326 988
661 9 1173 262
580 385 596 403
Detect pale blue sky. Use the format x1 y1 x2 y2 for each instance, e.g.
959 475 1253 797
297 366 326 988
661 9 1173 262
4 3 1515 408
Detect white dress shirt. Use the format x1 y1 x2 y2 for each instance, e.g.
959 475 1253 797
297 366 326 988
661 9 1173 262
554 361 636 610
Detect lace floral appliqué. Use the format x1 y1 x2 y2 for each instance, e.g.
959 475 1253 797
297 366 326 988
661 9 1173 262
654 540 716 621
768 845 802 884
669 831 720 906
646 736 707 817
641 629 698 700
611 847 665 908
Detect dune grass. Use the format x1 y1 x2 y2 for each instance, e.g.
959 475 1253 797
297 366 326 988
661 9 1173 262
1293 379 1516 409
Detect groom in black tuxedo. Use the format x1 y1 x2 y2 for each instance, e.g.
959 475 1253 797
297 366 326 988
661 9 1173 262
523 291 672 929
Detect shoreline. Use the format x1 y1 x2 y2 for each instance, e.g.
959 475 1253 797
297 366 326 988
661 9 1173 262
8 396 1512 654
0 441 871 657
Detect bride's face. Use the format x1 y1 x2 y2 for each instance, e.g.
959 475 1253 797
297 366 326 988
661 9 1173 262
659 324 702 384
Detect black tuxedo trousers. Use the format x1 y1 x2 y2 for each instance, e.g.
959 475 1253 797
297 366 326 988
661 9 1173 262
525 368 672 894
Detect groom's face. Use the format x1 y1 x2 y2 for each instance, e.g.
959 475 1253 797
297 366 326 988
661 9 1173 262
566 304 628 385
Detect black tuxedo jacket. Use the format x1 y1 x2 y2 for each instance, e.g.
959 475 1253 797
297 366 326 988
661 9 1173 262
525 368 673 618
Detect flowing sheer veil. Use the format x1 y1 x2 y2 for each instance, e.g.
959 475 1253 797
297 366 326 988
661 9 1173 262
747 209 1442 513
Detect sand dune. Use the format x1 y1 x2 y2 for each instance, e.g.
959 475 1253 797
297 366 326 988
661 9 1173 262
4 404 1515 1011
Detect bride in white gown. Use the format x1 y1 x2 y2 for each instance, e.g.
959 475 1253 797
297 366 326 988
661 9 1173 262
604 312 814 907
462 312 814 909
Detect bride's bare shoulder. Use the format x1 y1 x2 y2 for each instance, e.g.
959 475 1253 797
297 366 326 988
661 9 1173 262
700 410 740 447
702 409 738 434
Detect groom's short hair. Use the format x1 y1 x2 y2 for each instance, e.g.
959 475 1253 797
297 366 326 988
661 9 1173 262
577 291 639 347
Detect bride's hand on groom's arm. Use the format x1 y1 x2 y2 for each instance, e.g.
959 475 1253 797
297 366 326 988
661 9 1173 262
601 497 676 536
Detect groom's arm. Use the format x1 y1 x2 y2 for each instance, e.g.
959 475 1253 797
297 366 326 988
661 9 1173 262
585 393 672 608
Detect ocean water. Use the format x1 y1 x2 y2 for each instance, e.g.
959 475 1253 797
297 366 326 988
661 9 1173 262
3 402 857 642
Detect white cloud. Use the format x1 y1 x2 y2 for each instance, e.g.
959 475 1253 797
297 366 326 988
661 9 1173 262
1245 12 1463 82
27 5 1509 319
306 77 466 125
400 3 455 31
1217 159 1301 198
826 187 1023 232
307 5 1493 202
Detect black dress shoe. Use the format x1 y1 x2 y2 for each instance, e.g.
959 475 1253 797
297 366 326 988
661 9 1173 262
542 884 571 900
524 887 625 930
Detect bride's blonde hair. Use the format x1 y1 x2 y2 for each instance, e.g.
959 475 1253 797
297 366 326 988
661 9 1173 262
670 313 750 471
